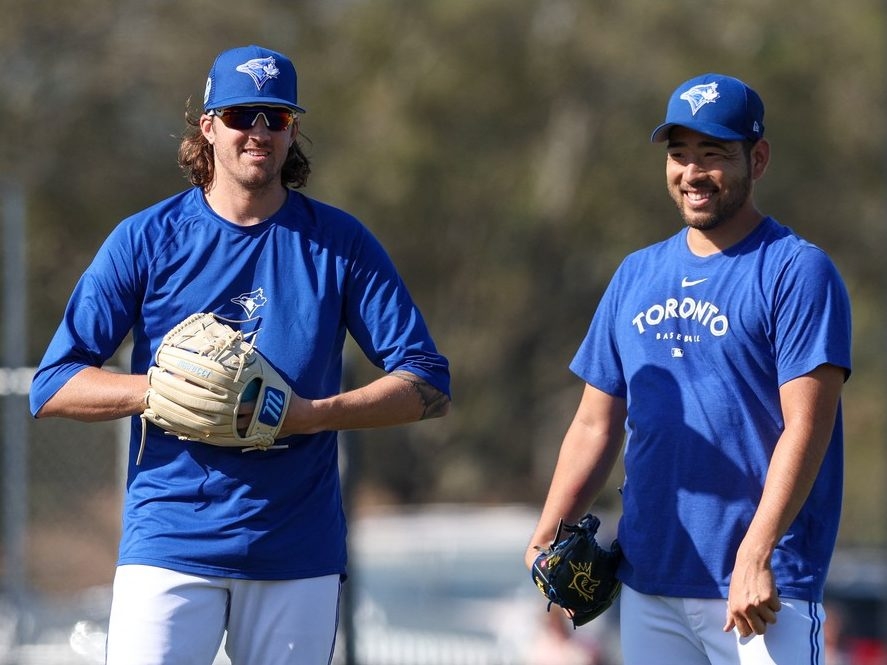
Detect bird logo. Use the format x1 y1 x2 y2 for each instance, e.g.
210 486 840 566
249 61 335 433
231 288 268 318
236 57 281 91
680 82 720 116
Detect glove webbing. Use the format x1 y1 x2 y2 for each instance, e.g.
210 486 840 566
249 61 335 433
535 517 569 611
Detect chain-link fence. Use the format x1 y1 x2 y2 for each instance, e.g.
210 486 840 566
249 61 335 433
1 372 124 664
2 377 123 594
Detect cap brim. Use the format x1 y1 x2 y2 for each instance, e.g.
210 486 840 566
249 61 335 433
651 121 747 143
206 96 306 113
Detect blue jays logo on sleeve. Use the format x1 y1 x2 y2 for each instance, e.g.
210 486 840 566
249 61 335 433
235 57 281 91
680 83 720 115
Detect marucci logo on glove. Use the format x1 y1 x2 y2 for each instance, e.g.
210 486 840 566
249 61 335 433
172 360 212 379
258 387 287 427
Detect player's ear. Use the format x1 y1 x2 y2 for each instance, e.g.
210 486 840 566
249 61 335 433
750 138 770 180
200 114 215 144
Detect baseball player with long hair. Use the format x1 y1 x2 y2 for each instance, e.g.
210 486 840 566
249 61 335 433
525 74 851 665
30 45 451 665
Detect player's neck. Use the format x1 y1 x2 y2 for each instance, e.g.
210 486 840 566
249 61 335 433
203 181 288 227
686 206 765 257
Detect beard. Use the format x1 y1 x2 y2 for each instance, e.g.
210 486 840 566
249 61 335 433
670 165 753 231
238 167 280 192
212 142 285 193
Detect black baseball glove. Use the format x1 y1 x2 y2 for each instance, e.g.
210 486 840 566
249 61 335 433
531 513 623 627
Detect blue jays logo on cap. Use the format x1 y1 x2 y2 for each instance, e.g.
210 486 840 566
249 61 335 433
203 45 306 113
680 82 721 115
236 56 281 90
651 73 764 143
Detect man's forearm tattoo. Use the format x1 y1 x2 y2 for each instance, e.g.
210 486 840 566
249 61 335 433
392 371 450 419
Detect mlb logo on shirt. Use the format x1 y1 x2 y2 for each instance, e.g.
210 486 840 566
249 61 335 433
671 348 684 358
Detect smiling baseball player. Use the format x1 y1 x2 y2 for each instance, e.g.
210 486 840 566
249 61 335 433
526 74 851 665
30 45 450 665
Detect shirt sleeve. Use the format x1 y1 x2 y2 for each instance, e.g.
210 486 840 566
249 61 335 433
773 245 852 385
569 260 628 398
342 226 451 398
29 221 143 415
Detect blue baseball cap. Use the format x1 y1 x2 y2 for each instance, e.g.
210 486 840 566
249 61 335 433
651 73 764 143
203 45 306 113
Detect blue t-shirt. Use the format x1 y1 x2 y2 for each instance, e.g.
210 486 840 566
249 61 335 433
570 217 851 602
30 188 450 580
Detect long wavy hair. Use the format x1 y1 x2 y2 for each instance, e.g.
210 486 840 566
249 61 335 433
177 102 312 190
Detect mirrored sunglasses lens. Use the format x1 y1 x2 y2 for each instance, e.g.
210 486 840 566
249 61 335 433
263 110 295 131
217 110 253 130
218 108 294 131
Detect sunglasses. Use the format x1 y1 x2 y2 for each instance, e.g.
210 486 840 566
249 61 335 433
210 106 297 132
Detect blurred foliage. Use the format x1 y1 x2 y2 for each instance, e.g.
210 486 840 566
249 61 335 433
2 0 884 544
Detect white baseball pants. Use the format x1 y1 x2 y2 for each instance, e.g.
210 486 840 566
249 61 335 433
105 565 341 665
620 585 825 665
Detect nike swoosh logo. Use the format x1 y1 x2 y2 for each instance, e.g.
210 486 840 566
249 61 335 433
681 277 708 288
